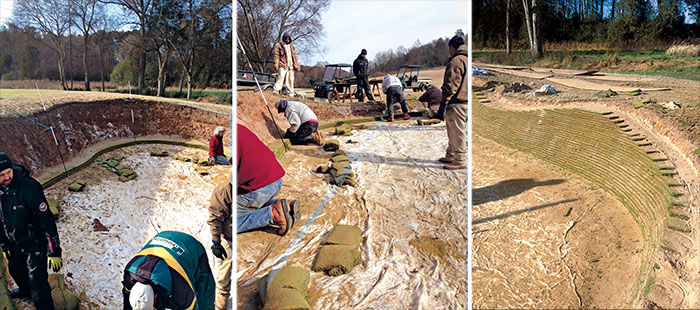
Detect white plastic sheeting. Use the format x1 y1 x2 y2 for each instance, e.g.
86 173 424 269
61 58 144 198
41 144 229 309
238 121 467 309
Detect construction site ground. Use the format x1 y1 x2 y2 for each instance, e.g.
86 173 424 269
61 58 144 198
0 92 231 309
8 143 230 309
237 88 466 309
473 64 700 308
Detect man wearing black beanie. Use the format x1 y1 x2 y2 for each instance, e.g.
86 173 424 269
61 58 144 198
353 48 375 102
0 152 62 310
439 30 468 170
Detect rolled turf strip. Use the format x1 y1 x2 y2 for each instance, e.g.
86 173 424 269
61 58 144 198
257 265 311 310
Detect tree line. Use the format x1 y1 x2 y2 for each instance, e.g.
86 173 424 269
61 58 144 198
475 0 700 57
2 0 231 99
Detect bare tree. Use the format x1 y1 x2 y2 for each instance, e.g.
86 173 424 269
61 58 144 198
103 0 154 91
71 0 101 91
94 11 118 91
12 0 72 90
506 0 511 54
237 0 330 71
149 0 175 97
164 0 228 99
522 0 542 58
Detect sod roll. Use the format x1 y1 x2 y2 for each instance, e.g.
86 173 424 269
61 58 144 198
323 140 340 152
48 198 60 216
417 119 441 126
312 245 361 276
68 183 83 192
262 288 311 310
325 225 362 247
331 155 349 163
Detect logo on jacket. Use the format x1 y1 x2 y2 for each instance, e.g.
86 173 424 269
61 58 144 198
12 204 23 210
39 202 48 212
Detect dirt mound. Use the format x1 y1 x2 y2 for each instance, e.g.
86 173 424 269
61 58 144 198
1 99 228 174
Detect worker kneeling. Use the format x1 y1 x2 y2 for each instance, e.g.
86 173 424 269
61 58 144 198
276 99 322 145
122 231 215 310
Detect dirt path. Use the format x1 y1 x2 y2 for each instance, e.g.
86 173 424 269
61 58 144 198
6 144 230 309
473 134 641 309
237 120 466 309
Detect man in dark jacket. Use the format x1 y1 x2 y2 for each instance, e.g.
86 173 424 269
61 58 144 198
207 180 231 310
352 49 375 102
0 152 62 310
439 30 468 170
418 84 444 119
122 231 215 310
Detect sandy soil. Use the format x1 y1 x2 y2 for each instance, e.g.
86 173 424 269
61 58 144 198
3 144 230 310
237 120 466 309
473 135 641 308
473 65 700 308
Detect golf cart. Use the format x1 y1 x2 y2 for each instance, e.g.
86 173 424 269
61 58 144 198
397 65 431 92
313 63 355 101
237 60 292 95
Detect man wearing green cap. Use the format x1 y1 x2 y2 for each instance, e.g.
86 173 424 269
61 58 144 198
0 152 62 310
122 231 215 310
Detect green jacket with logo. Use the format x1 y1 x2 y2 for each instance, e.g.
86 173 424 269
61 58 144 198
122 231 214 310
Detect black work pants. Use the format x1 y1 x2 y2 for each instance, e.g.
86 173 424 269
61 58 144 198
8 245 54 310
355 76 374 101
284 121 318 145
386 86 408 115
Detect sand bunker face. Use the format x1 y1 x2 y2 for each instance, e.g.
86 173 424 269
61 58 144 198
36 144 229 309
238 121 466 309
473 135 641 309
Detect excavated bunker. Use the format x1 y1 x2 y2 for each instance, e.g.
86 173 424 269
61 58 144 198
472 90 693 309
0 99 229 309
237 97 467 309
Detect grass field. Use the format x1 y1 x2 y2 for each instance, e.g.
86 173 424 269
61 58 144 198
474 50 700 81
105 88 232 105
0 89 64 97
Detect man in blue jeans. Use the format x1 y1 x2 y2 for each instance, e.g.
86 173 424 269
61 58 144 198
237 124 299 235
381 74 409 122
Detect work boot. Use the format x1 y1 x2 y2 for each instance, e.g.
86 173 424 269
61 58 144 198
444 162 466 170
438 157 453 163
215 295 228 310
10 288 30 300
270 199 292 236
403 112 410 120
389 114 394 122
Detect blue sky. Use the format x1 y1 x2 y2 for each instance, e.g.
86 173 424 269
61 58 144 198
309 0 469 66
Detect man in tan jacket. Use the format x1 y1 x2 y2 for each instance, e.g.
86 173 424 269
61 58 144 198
207 179 232 310
273 32 301 95
439 30 467 170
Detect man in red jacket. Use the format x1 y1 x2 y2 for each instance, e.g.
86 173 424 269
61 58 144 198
237 124 299 235
209 126 229 165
